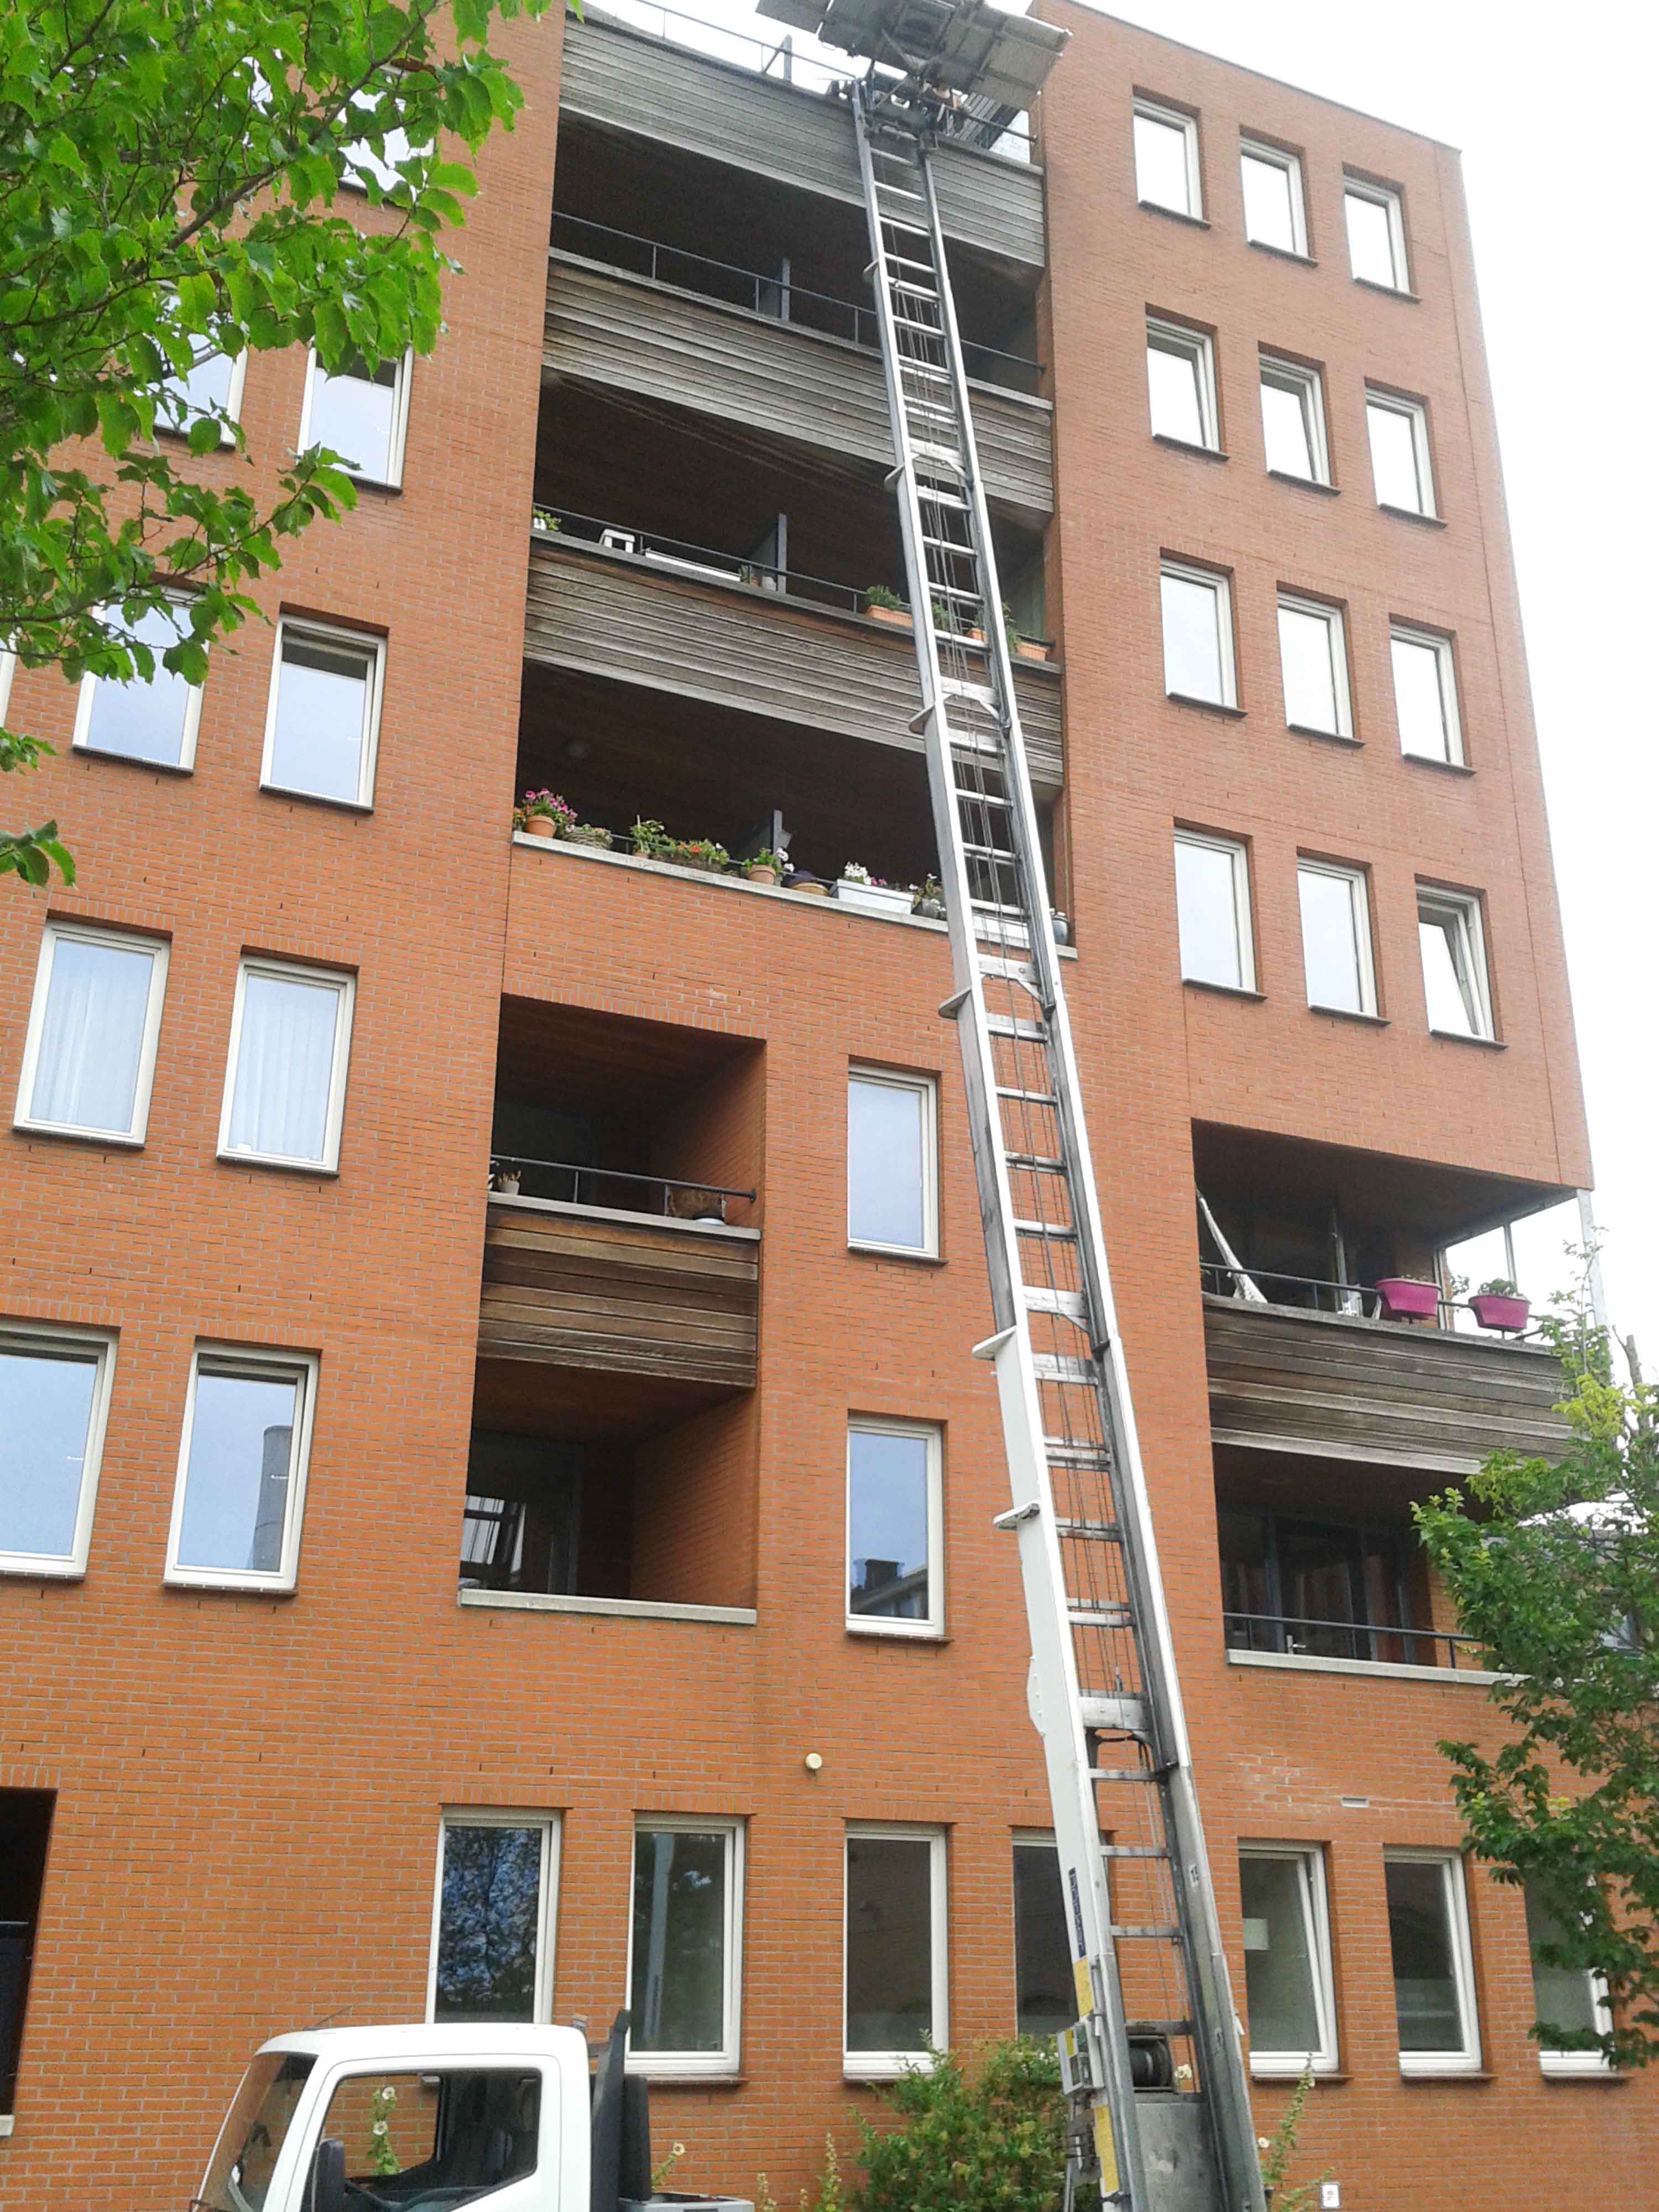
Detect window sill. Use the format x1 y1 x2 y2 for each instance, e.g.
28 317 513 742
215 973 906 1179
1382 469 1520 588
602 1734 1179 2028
1539 2061 1623 2081
1181 978 1265 1003
216 1148 340 1178
341 470 404 495
1267 469 1339 497
1354 275 1421 302
1428 1027 1505 1051
460 1588 757 1626
628 2070 748 2088
1228 1647 1507 1687
1402 751 1475 778
0 2114 12 2137
71 742 194 776
1165 691 1245 719
163 1572 298 1597
1308 1004 1387 1027
846 1621 949 1645
0 1558 85 1583
1287 724 1361 748
259 781 374 816
1248 240 1316 268
12 1119 145 1149
847 1241 946 1265
1154 433 1228 463
1250 2060 1344 2080
1378 501 1446 529
1399 2066 1491 2081
1139 199 1209 229
844 2057 940 2083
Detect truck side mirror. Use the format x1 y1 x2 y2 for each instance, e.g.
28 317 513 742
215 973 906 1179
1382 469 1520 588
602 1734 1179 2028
307 2136 347 2212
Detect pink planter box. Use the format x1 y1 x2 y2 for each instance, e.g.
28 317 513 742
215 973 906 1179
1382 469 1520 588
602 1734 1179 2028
1375 1276 1441 1322
1470 1292 1530 1333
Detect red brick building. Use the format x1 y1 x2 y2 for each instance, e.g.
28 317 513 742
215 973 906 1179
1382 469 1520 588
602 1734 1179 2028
1 5 1646 2205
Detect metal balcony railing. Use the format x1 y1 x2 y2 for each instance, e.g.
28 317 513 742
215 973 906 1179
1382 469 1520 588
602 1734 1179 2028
1224 1611 1485 1670
1199 1261 1519 1332
489 1154 755 1223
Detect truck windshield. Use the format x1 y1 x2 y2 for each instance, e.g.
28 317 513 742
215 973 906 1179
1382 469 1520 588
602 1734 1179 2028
196 2052 315 2212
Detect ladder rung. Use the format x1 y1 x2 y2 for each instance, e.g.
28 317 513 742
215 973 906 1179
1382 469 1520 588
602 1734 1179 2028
1055 1516 1120 1540
1091 1767 1166 1783
1044 1436 1109 1459
1006 1150 1064 1171
1023 1285 1088 1319
1112 1923 1183 1942
1100 1844 1170 1860
1000 1088 1058 1106
1070 1600 1131 1625
985 1013 1048 1041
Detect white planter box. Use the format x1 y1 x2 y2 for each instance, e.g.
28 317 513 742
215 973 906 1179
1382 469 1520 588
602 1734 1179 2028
836 880 914 919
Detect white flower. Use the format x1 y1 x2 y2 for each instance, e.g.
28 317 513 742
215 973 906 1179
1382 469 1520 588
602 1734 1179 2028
1258 2137 1271 2151
672 2142 686 2158
381 2088 396 2103
373 2122 389 2136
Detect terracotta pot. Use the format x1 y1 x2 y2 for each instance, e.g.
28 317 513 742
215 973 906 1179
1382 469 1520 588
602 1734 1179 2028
1469 1292 1530 1332
522 816 556 839
1015 639 1051 661
1375 1276 1441 1322
865 603 912 628
745 864 782 884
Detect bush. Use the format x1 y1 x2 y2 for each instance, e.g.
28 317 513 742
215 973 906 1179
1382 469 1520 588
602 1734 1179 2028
849 2039 1082 2212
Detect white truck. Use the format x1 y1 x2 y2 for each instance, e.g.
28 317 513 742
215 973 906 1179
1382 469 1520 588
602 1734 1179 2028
192 2016 750 2212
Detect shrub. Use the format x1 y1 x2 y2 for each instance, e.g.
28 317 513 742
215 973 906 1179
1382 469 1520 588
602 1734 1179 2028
849 2039 1078 2212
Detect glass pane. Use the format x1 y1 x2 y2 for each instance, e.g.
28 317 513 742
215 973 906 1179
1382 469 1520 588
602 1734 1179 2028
1174 839 1244 988
1277 1519 1366 1656
268 632 372 802
1134 112 1193 212
1240 1855 1321 2053
1161 572 1225 701
1260 375 1314 479
848 1077 926 1248
197 2052 315 2212
0 1345 99 1559
1392 636 1451 760
435 1823 545 2021
1014 1843 1073 2038
84 602 195 765
848 1427 931 1620
1345 189 1397 285
1368 403 1423 510
1386 1859 1465 2051
1218 1510 1270 1641
1241 153 1296 250
846 1835 933 2052
1525 1886 1600 2044
1278 604 1339 732
226 970 341 1163
175 1366 300 1573
1147 338 1204 444
30 935 155 1134
319 2069 537 2203
160 348 235 434
306 357 399 481
631 1828 728 2052
1420 914 1477 1035
1298 869 1365 1011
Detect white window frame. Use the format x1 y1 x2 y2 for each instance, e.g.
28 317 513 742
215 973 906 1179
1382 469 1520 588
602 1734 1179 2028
1344 175 1410 291
14 921 170 1145
1159 558 1237 708
0 645 14 723
1172 830 1255 992
1384 1848 1482 2075
1145 316 1219 450
163 1342 319 1593
1277 592 1352 737
1417 885 1493 1041
217 954 356 1172
1297 858 1377 1016
625 1815 745 2078
259 614 386 809
1133 97 1202 218
843 1823 948 2078
426 1808 561 2025
1259 354 1331 486
1526 1885 1614 2076
71 594 205 770
1239 137 1308 257
297 346 414 490
847 1065 939 1258
845 1416 944 1641
157 341 248 448
1238 1843 1339 2077
0 1321 117 1580
1390 622 1463 765
1366 388 1436 516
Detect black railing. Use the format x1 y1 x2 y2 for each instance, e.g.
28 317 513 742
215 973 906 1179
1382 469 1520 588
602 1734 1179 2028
531 502 869 614
488 1154 755 1222
1199 1261 1488 1326
1225 1611 1485 1670
549 210 1044 393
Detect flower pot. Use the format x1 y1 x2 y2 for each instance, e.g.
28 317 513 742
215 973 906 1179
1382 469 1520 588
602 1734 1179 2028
784 870 829 896
522 816 556 839
914 896 945 920
745 864 782 885
491 1172 521 1197
1470 1292 1530 1333
674 853 724 873
1375 1276 1441 1323
837 880 915 918
1050 910 1071 946
1015 638 1051 662
865 603 911 629
566 825 612 849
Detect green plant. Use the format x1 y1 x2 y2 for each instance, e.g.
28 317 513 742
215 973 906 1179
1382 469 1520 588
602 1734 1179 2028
367 2085 400 2178
651 2138 686 2191
742 848 788 875
912 874 943 909
1256 2062 1330 2210
1477 1276 1522 1298
516 787 575 830
670 836 729 868
861 583 908 613
849 2038 1076 2212
1001 599 1025 651
631 817 671 858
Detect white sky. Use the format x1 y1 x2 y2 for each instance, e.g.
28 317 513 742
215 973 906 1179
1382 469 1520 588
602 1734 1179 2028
607 0 1658 1362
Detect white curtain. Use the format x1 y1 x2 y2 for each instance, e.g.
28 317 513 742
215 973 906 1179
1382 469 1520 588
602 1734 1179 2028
227 972 340 1161
33 937 153 1132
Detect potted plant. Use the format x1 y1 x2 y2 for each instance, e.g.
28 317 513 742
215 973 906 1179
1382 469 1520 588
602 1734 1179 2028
862 583 911 629
1469 1278 1531 1332
489 1161 522 1196
741 848 787 885
912 874 945 920
1375 1276 1442 1323
514 789 576 841
565 822 613 850
632 817 672 861
784 867 830 897
837 862 915 919
530 508 562 537
669 836 730 874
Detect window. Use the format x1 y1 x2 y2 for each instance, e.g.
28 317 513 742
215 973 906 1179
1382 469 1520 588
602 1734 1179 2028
342 86 425 192
1366 389 1434 515
299 349 413 488
1160 560 1236 708
313 2068 540 2209
219 957 354 1171
429 1811 560 2023
628 1818 744 2075
1219 1510 1418 1663
1297 860 1375 1015
0 1326 116 1578
847 1067 937 1255
1146 318 1218 449
458 1433 581 1598
1344 176 1410 290
260 617 384 807
1259 356 1329 485
1418 888 1493 1040
1525 1884 1612 2073
1173 832 1254 992
1239 1846 1338 2074
1013 1837 1073 2039
846 1419 942 1637
1239 138 1307 255
1384 1850 1481 2072
15 922 169 1144
158 343 246 443
1133 98 1201 217
164 1345 318 1590
72 597 203 769
1390 623 1462 764
845 1826 947 2074
1277 594 1352 736
0 1791 55 2119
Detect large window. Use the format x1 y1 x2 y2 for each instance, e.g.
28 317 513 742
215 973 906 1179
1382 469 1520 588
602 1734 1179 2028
72 598 203 769
1239 138 1307 255
1297 860 1376 1015
845 1826 947 2075
1344 175 1410 291
1259 355 1329 485
15 922 169 1145
1277 594 1351 738
299 349 413 489
164 1345 318 1590
1366 389 1435 517
219 957 355 1171
1417 887 1493 1040
1390 624 1463 764
1219 1510 1417 1663
1013 1837 1073 2039
1133 98 1201 217
628 1818 744 2075
1146 318 1218 450
1238 1845 1338 2074
1384 1850 1481 2072
1525 1884 1612 2074
261 617 385 807
158 343 246 442
1173 832 1254 992
1160 561 1236 708
847 1067 937 1255
846 1419 942 1637
429 1812 560 2023
0 1326 116 1579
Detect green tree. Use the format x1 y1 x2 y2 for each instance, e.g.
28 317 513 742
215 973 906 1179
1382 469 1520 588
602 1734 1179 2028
1415 1277 1658 2068
0 0 557 885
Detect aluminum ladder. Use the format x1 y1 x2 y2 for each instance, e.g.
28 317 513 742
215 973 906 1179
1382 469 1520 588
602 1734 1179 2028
852 82 1267 2212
